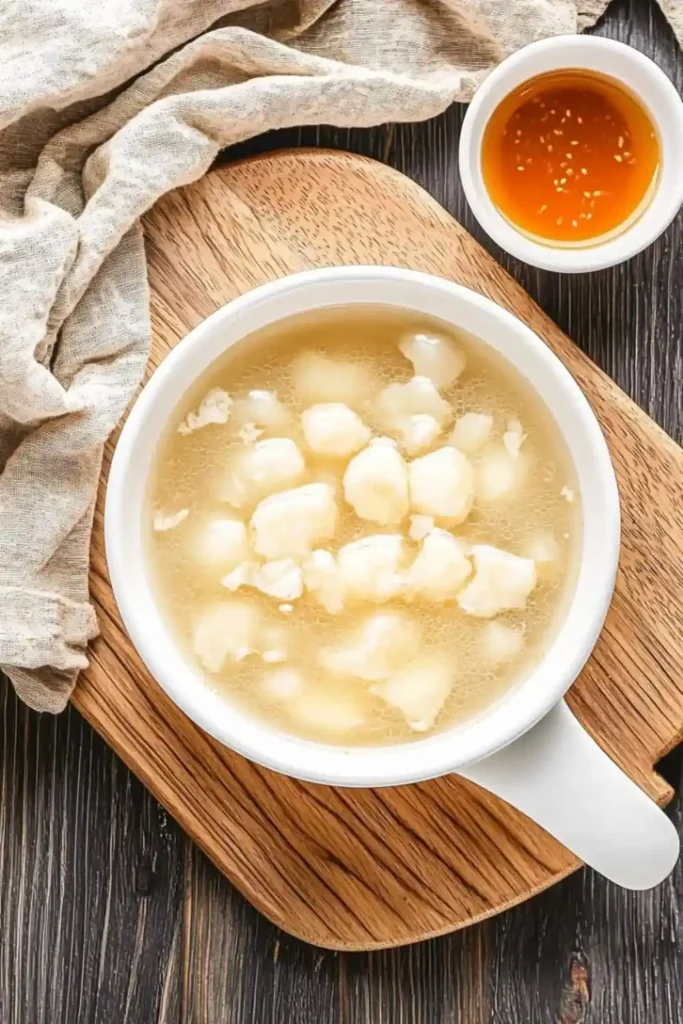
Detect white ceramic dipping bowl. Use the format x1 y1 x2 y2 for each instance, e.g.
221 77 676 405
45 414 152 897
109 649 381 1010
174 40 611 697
105 266 678 889
459 36 683 272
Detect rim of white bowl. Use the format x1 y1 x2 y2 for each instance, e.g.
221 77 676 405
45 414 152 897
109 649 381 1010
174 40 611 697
104 266 620 787
459 36 683 273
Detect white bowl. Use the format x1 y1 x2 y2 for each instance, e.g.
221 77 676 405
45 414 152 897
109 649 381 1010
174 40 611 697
105 266 678 889
459 36 683 272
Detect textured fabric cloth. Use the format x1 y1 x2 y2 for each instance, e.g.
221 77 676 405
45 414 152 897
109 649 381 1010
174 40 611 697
0 0 677 712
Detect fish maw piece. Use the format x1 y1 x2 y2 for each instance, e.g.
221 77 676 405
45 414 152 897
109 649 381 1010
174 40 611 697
457 545 536 618
261 649 288 664
253 560 303 601
221 561 256 592
252 560 304 601
319 610 421 682
238 423 263 444
220 437 306 507
475 446 527 503
343 441 409 526
450 412 493 455
191 517 250 571
262 666 305 701
260 621 291 659
398 332 466 389
301 402 371 458
337 534 406 603
397 414 442 455
409 446 474 522
178 388 232 435
404 528 472 602
375 376 453 434
192 600 261 673
290 691 366 734
523 531 562 579
292 351 376 409
153 508 189 532
251 482 337 560
481 622 525 665
371 659 456 732
502 418 526 459
408 514 435 541
302 549 345 614
231 389 291 432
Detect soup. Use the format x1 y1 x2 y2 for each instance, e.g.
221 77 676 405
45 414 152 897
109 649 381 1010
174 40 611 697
147 308 581 745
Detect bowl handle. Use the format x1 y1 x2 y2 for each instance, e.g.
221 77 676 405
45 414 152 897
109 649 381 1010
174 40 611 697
458 700 679 890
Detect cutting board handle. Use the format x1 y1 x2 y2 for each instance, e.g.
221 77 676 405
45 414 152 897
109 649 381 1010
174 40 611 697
460 700 680 890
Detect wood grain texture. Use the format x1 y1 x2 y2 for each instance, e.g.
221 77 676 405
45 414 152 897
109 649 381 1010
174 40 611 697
71 140 683 953
2 0 683 1020
0 680 185 1024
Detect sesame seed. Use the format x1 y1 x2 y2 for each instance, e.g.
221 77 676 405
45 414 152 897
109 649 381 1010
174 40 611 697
566 109 571 117
583 191 591 198
514 139 520 144
623 151 631 158
614 154 623 162
618 135 624 147
592 190 604 197
516 129 522 137
566 168 574 175
538 204 548 213
556 186 563 192
577 116 583 124
547 144 553 152
559 177 567 184
517 165 525 171
571 140 579 146
526 157 532 164
586 213 593 219
557 217 563 225
561 117 566 124
553 128 563 136
540 135 545 143
572 219 578 227
565 152 573 160
580 168 588 175
550 109 556 114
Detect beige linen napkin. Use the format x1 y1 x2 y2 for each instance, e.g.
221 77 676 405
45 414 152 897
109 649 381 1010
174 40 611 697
0 0 678 712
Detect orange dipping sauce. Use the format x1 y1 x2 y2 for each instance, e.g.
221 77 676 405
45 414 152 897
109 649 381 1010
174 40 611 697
481 70 660 245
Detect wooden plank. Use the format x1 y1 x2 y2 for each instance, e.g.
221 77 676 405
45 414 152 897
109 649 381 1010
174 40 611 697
0 682 185 1024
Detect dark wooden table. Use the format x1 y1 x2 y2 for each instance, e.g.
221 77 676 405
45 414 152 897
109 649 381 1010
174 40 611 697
2 1 682 1021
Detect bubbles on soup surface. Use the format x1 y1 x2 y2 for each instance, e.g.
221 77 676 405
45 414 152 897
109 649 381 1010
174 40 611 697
147 307 580 746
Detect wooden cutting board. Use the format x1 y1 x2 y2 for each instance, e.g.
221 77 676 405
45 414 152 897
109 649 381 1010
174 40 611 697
76 150 683 950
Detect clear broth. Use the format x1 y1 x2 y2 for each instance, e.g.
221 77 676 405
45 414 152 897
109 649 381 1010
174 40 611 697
147 307 581 745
